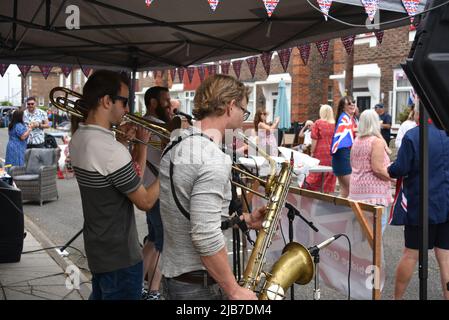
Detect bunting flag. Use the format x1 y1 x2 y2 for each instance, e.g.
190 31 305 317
361 0 380 22
298 44 311 66
277 48 292 72
158 69 165 78
177 67 185 82
208 0 220 11
81 66 92 77
169 68 176 82
186 66 195 83
402 0 420 23
38 65 53 80
316 40 330 61
0 64 10 77
246 56 258 78
145 0 154 7
317 0 333 21
341 35 356 55
61 66 73 78
263 0 280 17
18 65 32 78
206 64 217 76
197 65 206 82
260 52 273 76
375 30 384 44
220 61 230 75
232 60 243 79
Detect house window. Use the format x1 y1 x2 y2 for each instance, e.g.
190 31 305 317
38 96 45 107
392 69 413 125
327 85 333 105
184 91 195 115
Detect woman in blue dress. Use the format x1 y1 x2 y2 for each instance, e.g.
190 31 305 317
5 109 32 171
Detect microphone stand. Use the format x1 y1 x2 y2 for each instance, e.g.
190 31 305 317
56 228 83 256
285 203 319 300
310 248 321 300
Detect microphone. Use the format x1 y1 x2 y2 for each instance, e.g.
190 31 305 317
173 109 193 124
308 234 342 254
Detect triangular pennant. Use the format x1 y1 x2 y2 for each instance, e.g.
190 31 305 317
197 65 206 82
158 69 165 78
260 52 273 76
169 69 176 82
298 44 311 66
316 40 330 61
317 0 333 21
61 66 73 78
186 67 195 83
361 0 380 22
375 30 384 44
177 67 185 82
263 0 280 17
220 61 230 75
18 65 32 78
145 0 154 8
232 60 243 79
0 64 10 77
402 0 420 23
38 65 53 80
341 35 356 55
246 57 258 79
277 48 292 72
81 66 92 77
208 0 220 11
206 64 217 76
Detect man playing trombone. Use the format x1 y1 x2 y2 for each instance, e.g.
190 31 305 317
159 74 266 300
69 70 160 300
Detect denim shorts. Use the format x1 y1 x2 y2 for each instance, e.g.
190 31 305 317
162 276 224 300
332 147 352 176
89 261 143 300
146 199 164 252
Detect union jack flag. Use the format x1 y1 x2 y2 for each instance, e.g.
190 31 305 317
331 112 355 154
145 0 153 8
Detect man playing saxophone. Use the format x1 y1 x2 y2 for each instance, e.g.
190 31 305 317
159 74 266 300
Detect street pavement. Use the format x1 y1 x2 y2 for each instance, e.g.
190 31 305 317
0 127 445 300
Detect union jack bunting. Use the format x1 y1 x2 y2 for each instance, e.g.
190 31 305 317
341 35 356 55
263 0 280 17
206 64 217 76
375 30 384 44
277 48 292 72
145 0 154 8
331 112 356 154
197 65 206 82
232 60 243 79
402 0 421 23
81 66 92 77
186 67 195 83
61 66 73 78
18 65 32 78
177 67 185 82
316 40 330 61
0 64 10 77
246 56 258 79
298 44 311 66
317 0 333 21
39 65 53 80
220 61 230 75
260 52 273 76
208 0 220 11
361 0 379 22
169 68 176 82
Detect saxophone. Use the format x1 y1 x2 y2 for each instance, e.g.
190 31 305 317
237 133 314 300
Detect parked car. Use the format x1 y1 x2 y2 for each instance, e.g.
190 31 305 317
0 106 19 128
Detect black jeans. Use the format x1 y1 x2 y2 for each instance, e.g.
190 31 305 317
27 143 45 149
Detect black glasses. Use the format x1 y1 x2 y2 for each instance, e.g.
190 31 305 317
238 105 250 121
111 95 128 107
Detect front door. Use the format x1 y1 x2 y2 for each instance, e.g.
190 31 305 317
357 96 371 113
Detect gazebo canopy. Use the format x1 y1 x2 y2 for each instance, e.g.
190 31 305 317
0 0 427 70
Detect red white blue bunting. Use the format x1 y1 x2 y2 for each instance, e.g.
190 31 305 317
39 65 53 80
197 65 206 82
375 30 384 44
298 44 311 66
232 60 243 79
316 40 330 61
169 69 176 82
145 0 154 8
61 66 72 78
177 67 185 82
260 52 273 76
220 61 230 75
277 48 292 72
361 0 380 22
0 64 10 77
208 0 220 11
18 65 32 78
341 35 356 55
186 67 195 83
246 56 258 78
207 64 217 76
402 0 421 23
317 0 333 21
262 0 280 17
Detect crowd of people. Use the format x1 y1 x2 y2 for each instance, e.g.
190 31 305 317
4 69 448 301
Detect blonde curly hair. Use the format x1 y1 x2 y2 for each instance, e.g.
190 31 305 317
192 74 250 120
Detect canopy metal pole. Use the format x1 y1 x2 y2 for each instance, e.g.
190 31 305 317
129 68 137 114
419 107 429 300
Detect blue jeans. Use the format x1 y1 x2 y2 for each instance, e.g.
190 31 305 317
90 261 143 300
146 200 164 252
162 277 224 300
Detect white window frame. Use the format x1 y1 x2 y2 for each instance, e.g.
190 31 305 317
392 69 413 126
38 96 45 107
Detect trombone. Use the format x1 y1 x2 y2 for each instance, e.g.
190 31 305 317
49 87 181 148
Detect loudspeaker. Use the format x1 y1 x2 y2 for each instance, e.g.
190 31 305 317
404 0 449 132
0 180 24 263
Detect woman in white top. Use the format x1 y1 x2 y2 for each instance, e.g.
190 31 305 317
395 107 417 149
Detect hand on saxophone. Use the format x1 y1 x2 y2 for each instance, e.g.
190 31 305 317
228 285 258 300
241 207 266 230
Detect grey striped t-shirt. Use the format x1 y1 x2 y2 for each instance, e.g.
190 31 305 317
69 124 142 273
159 127 232 278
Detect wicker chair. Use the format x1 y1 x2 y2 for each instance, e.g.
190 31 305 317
10 148 60 206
